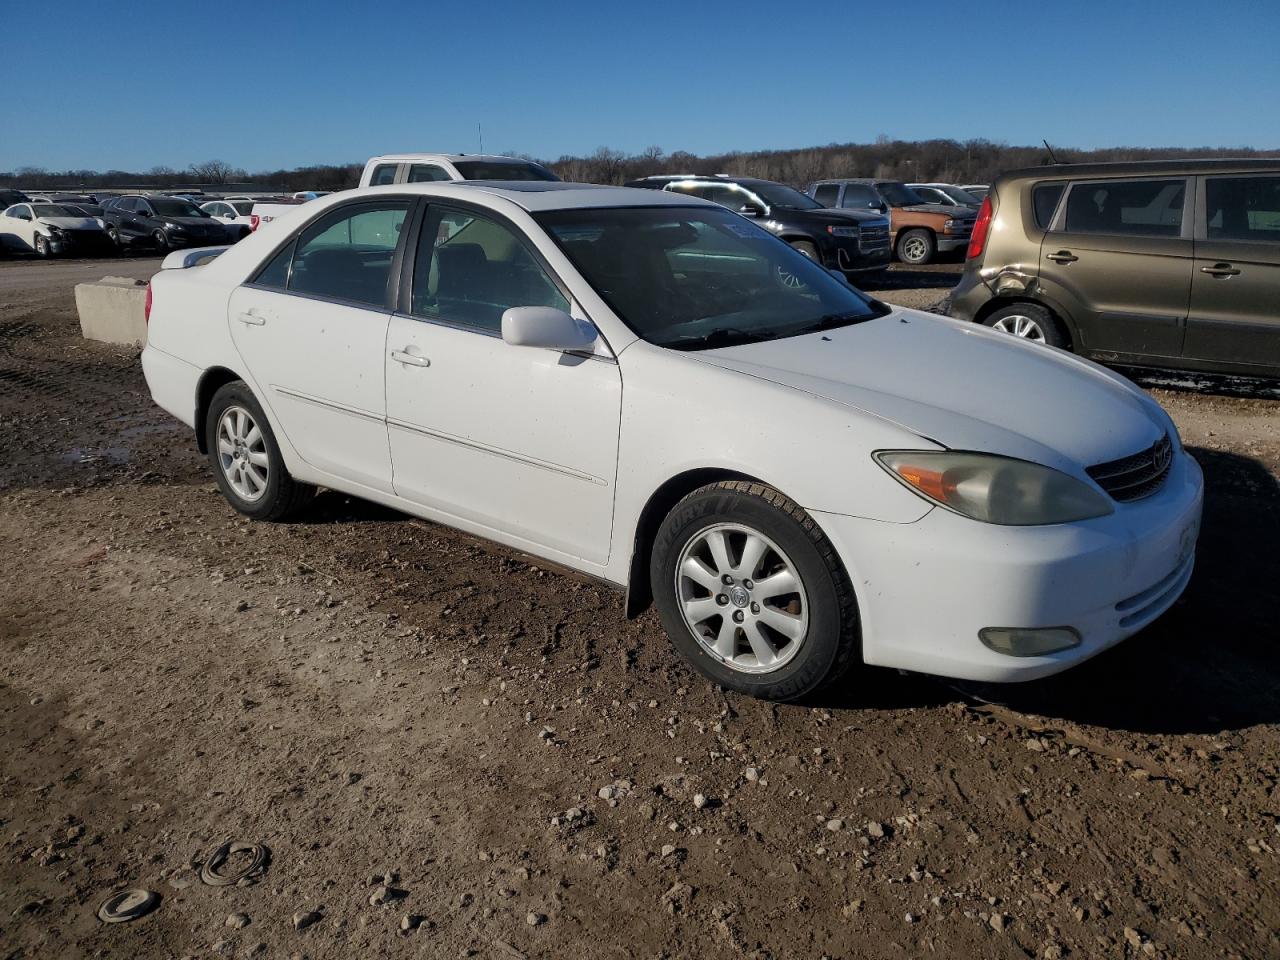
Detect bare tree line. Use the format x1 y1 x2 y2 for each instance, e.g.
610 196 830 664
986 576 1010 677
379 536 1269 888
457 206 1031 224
4 139 1277 192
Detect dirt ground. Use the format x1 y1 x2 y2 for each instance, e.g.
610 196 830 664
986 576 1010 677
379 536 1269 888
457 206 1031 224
1 256 1277 960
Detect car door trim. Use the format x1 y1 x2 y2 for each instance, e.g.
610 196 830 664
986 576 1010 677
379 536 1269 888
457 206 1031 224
386 416 608 485
271 385 384 424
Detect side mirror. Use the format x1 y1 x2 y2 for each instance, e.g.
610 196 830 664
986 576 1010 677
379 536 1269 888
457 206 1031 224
501 306 597 352
738 202 765 217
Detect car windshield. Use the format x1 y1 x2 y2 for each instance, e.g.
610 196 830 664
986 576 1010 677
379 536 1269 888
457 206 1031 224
537 206 890 350
744 182 823 210
452 160 559 182
879 182 926 206
152 199 208 218
942 187 980 205
31 204 82 218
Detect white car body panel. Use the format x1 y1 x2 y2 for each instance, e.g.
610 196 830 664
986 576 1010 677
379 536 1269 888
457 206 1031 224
141 181 1204 683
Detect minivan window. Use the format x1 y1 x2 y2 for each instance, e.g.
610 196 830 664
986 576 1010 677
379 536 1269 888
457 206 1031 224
1206 176 1280 243
408 164 451 183
1063 178 1185 237
412 206 568 333
1032 182 1065 229
813 184 839 206
288 201 409 307
369 164 399 186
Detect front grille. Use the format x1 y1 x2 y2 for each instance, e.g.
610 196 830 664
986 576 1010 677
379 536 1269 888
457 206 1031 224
858 223 891 252
1087 434 1173 502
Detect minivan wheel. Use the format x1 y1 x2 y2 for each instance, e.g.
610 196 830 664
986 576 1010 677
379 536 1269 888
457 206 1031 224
205 381 315 521
983 303 1067 349
896 229 935 265
651 481 859 702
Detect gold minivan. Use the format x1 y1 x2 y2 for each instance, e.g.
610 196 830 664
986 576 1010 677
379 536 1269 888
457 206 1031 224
949 159 1280 378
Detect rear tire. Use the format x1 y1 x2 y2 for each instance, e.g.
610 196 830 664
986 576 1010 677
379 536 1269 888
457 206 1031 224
982 302 1068 349
205 381 315 521
896 228 935 265
650 481 859 702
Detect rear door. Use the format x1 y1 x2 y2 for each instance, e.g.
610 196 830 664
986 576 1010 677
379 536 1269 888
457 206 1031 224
1183 173 1280 371
1038 177 1192 360
228 198 412 493
384 202 622 565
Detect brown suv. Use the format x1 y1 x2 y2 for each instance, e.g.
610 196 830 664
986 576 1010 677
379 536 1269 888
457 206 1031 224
805 179 975 264
949 159 1280 378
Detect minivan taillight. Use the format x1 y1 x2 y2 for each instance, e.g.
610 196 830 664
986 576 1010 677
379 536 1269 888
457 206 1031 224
144 282 153 325
250 215 260 231
967 195 993 260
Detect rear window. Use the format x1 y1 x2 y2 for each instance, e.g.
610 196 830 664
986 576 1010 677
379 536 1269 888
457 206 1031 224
1032 182 1065 229
1206 176 1280 243
368 163 398 186
1062 178 1186 237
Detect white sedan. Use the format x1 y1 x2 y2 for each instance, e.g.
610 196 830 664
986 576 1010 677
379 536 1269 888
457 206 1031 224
200 199 255 240
0 202 112 256
141 182 1203 701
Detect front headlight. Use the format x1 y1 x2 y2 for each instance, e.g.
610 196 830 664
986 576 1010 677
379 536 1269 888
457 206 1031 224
875 451 1113 525
826 226 860 238
46 225 65 237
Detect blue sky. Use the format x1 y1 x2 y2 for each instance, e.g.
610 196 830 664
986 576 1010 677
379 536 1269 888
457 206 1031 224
2 0 1277 172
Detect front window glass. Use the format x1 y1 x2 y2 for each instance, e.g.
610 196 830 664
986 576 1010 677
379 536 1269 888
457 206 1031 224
152 199 207 218
537 207 890 350
412 206 568 333
944 186 981 205
742 182 822 210
288 202 409 306
31 204 81 218
1063 179 1186 237
840 184 882 209
408 164 451 183
813 184 838 206
369 164 398 186
1206 176 1280 243
231 201 253 215
451 160 558 182
878 182 924 206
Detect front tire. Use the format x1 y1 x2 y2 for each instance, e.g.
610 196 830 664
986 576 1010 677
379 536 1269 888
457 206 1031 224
896 228 935 265
35 235 51 258
205 382 315 521
789 240 820 261
650 481 859 701
152 230 170 253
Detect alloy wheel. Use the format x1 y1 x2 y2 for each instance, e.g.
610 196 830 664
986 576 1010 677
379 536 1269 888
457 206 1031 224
901 236 929 263
990 314 1047 342
216 405 269 501
675 523 809 674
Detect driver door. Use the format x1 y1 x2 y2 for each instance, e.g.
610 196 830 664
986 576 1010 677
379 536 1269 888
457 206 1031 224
385 203 621 565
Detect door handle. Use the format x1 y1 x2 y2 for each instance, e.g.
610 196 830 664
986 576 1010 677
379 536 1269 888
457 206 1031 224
1046 250 1078 264
237 311 266 326
1200 263 1240 278
391 349 430 367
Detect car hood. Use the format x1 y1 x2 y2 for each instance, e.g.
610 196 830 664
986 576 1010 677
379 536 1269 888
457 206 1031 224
39 216 100 229
694 307 1168 473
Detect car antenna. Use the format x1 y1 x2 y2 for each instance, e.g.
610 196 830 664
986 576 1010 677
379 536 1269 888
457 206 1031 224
478 123 484 154
1042 139 1060 164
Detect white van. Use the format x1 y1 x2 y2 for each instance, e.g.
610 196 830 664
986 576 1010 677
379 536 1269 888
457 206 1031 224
358 153 558 188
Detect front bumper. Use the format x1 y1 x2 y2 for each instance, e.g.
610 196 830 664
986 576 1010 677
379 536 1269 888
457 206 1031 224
937 233 972 253
822 236 891 273
49 232 115 255
813 450 1204 682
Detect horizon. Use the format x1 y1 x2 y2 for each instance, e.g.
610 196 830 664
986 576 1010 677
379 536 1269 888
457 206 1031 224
2 0 1278 172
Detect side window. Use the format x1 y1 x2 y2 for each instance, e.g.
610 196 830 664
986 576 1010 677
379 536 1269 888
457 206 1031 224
840 185 878 209
1032 182 1065 229
1063 179 1186 237
15 206 31 221
412 206 569 334
369 164 399 186
1206 176 1280 243
813 184 838 206
696 185 749 210
231 201 254 216
287 202 409 306
253 239 295 289
136 200 153 216
408 164 451 183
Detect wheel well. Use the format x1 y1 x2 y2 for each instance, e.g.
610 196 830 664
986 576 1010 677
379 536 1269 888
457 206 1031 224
194 367 244 453
781 235 818 249
972 296 1074 350
897 226 936 244
624 468 764 618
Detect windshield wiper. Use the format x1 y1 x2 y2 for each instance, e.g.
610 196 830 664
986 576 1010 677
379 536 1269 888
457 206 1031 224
792 313 874 335
662 327 782 351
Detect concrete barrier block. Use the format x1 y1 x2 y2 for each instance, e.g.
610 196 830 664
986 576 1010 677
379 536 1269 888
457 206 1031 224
76 277 148 347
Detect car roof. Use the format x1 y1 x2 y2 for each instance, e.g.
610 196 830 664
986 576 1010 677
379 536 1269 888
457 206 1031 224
359 180 714 212
996 157 1280 183
366 153 544 165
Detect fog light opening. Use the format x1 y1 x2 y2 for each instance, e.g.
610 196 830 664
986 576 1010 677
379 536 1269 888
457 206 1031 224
979 626 1082 658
